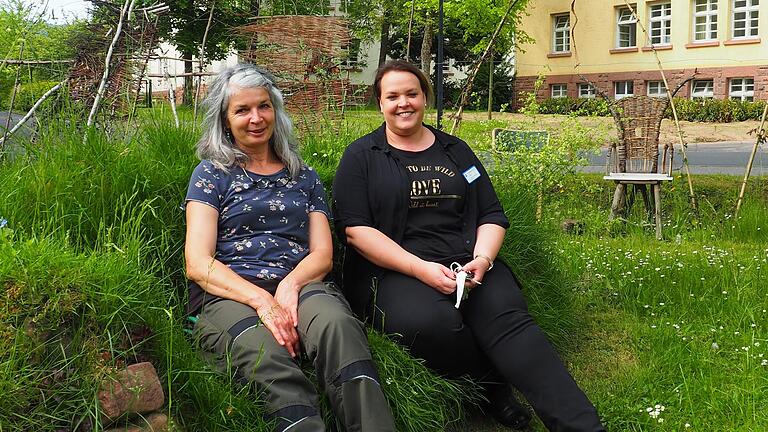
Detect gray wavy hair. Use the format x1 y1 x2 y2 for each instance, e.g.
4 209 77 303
196 63 302 177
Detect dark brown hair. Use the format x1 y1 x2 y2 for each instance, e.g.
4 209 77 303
373 60 434 105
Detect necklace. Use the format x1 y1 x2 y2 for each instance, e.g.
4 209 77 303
241 165 254 183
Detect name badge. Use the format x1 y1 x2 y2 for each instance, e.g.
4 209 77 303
462 165 481 184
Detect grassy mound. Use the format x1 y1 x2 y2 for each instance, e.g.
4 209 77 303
4 112 567 430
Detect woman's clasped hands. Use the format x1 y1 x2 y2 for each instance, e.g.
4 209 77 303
409 257 487 295
249 292 300 358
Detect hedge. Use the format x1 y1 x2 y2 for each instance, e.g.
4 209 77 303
533 96 766 123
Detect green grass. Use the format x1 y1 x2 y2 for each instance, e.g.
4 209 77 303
542 173 768 431
1 106 767 430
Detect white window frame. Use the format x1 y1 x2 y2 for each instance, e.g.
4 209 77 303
693 0 718 41
615 81 635 100
729 78 754 101
578 83 596 98
647 80 668 97
552 14 571 52
649 2 672 45
691 79 715 99
551 84 568 98
616 6 638 48
732 0 760 39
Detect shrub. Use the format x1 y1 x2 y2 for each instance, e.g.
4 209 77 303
539 97 575 115
8 80 61 112
537 97 611 117
668 97 766 122
534 95 766 123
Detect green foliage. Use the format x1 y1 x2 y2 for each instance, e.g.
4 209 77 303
537 97 611 117
368 330 481 431
534 96 766 123
671 97 767 122
7 80 58 111
544 172 768 430
153 0 250 61
443 59 514 111
0 109 512 430
345 0 531 64
0 0 83 108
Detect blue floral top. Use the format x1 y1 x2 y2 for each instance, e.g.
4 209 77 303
185 160 331 311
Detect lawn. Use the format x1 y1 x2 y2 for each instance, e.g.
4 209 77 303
1 107 766 431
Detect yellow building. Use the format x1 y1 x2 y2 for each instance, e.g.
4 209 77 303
513 0 767 108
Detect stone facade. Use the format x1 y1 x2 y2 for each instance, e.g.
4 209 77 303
512 65 768 110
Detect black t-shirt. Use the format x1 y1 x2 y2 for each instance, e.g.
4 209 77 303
391 143 467 262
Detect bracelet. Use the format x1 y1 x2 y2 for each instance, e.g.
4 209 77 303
474 254 494 271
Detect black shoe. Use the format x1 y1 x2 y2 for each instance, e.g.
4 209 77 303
486 387 532 430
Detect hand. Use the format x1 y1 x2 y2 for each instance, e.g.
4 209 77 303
275 278 300 327
250 294 300 358
412 260 458 294
462 257 493 289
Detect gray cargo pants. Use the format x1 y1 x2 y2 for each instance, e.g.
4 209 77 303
193 281 395 432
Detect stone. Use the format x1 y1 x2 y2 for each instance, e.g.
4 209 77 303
98 362 165 422
103 413 169 432
561 218 586 235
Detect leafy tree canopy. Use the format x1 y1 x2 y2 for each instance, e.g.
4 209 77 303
343 0 530 68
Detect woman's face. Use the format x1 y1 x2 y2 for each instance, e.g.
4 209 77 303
225 86 275 150
378 70 426 136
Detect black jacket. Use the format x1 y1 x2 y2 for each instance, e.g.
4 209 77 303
332 123 509 319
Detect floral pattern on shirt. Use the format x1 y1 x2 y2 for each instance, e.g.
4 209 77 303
185 160 331 284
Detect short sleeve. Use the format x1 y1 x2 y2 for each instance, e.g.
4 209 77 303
185 161 223 211
306 167 332 219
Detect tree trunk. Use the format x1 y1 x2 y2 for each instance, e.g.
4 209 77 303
248 0 260 52
183 57 194 106
378 15 391 68
420 18 433 75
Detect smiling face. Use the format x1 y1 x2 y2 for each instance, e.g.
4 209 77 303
225 86 275 151
378 70 427 137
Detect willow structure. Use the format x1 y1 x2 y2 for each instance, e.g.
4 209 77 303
235 16 364 130
68 12 159 118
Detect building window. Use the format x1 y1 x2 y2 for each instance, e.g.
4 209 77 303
649 2 672 45
693 0 718 41
732 0 759 38
551 84 568 98
647 80 668 97
344 39 362 67
729 78 754 101
691 79 715 99
578 83 596 98
615 81 634 99
552 14 571 52
617 6 637 48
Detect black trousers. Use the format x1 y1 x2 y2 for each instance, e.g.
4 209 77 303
371 261 604 432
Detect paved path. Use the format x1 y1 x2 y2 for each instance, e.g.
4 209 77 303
582 141 768 176
1 111 37 158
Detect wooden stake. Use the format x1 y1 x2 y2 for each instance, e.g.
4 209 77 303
450 0 520 135
735 101 768 217
86 0 137 128
194 0 216 124
487 47 494 120
2 43 24 149
164 65 180 128
621 0 696 210
406 0 416 61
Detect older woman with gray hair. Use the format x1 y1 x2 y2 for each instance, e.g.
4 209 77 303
184 63 395 432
